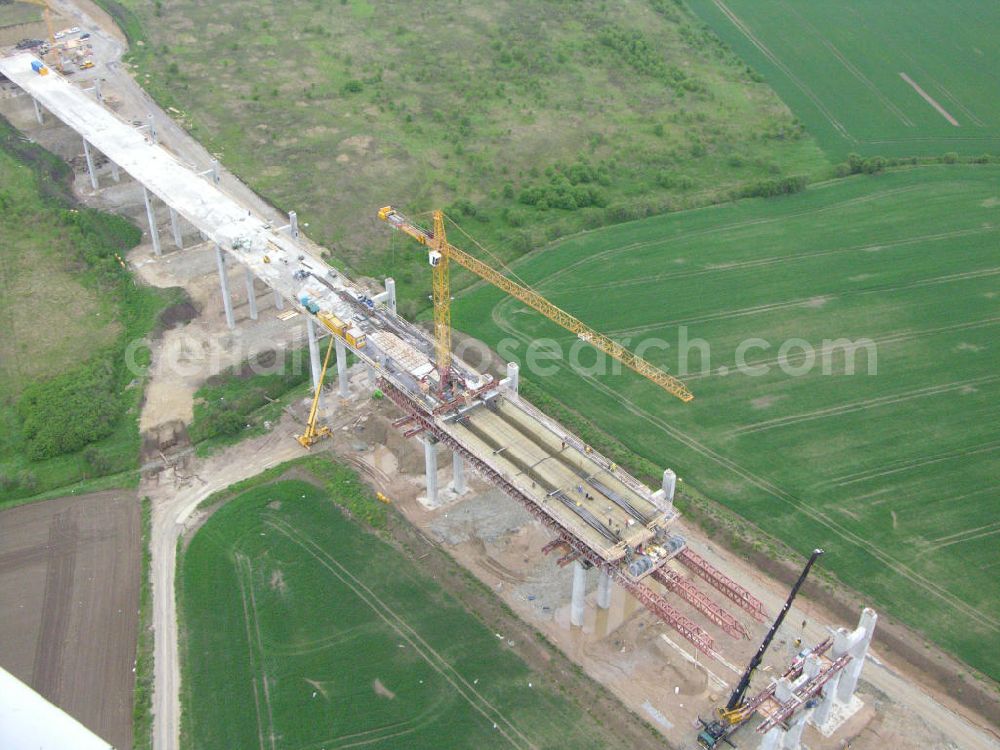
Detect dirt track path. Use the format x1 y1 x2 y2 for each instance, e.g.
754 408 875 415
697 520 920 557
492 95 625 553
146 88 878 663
143 427 303 750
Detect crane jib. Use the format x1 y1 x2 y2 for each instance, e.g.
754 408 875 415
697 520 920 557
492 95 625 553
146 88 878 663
377 206 694 403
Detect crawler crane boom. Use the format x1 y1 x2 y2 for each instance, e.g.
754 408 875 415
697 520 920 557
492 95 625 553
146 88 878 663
377 207 693 402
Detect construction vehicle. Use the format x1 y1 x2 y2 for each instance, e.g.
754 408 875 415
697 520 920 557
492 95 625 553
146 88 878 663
22 0 62 73
316 311 366 349
696 548 824 748
377 207 693 402
296 337 335 449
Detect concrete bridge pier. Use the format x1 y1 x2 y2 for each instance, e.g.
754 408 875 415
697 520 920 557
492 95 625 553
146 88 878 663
169 207 184 249
81 138 98 190
570 560 588 627
306 316 322 391
596 570 612 610
244 268 258 320
423 437 439 507
335 336 349 399
214 244 235 330
142 186 161 256
32 97 43 124
450 451 467 495
274 291 285 310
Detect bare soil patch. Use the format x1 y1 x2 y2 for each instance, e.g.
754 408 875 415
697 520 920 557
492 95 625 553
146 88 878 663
0 489 141 749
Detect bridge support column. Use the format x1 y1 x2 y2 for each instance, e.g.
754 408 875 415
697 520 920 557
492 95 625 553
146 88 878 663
274 291 285 310
306 317 322 392
245 268 258 321
505 362 519 395
142 186 161 256
168 207 183 248
837 608 876 703
335 336 349 399
450 451 467 495
367 364 377 389
781 710 808 750
109 160 120 182
147 113 157 144
385 277 397 315
288 210 299 239
93 78 102 103
758 727 784 750
82 138 98 190
32 97 43 124
423 438 439 507
571 561 587 627
214 245 235 329
596 570 612 610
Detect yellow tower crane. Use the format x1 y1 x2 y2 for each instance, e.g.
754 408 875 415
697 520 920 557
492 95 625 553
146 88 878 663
377 207 693 403
297 335 335 449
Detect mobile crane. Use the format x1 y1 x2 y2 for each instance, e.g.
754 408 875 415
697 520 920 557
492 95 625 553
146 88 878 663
377 207 693 403
696 548 824 748
296 335 335 448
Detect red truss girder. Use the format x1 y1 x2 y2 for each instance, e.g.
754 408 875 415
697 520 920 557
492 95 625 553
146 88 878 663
378 378 718 658
652 569 749 640
556 549 581 567
677 548 769 622
541 539 567 556
756 653 852 733
737 637 834 720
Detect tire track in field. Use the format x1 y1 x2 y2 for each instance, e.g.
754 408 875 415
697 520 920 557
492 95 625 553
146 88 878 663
899 50 986 127
899 73 960 126
234 552 275 750
490 311 1000 632
530 183 928 292
709 0 854 141
772 0 915 128
266 519 539 750
927 520 1000 547
604 265 1000 337
562 225 996 294
829 440 1000 488
685 316 1000 382
730 375 1000 437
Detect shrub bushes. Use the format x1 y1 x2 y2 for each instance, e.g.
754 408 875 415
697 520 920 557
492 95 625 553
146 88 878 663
17 360 123 460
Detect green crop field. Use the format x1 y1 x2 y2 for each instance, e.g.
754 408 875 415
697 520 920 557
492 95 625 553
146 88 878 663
179 474 636 750
454 166 1000 680
684 0 1000 159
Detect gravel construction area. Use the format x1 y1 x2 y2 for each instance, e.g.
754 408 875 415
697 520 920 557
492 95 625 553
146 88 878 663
0 490 140 749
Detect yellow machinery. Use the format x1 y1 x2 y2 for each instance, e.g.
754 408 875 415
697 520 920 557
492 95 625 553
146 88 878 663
377 206 693 403
296 336 335 449
23 0 62 73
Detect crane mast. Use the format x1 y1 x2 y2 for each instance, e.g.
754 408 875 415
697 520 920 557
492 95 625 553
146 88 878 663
377 206 693 403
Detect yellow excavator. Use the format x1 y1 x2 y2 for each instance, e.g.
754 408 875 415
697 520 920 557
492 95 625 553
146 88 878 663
296 336 334 449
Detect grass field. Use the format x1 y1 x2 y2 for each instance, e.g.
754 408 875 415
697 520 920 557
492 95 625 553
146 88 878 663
0 117 180 503
179 473 634 750
684 0 1000 159
454 165 1000 680
103 0 828 313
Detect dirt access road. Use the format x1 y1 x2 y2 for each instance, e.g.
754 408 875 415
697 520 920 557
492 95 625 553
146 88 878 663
0 490 140 750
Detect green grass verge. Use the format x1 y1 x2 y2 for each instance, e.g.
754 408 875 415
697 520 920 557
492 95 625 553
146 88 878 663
178 467 625 749
683 0 1000 159
0 115 183 504
133 496 154 750
455 165 1000 680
